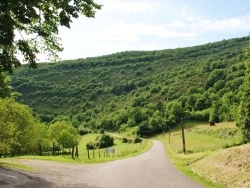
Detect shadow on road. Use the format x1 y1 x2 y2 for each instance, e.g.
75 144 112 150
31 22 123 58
0 166 53 188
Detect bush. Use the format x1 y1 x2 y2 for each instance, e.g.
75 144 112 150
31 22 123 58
86 142 97 150
122 137 128 143
134 137 142 143
190 109 210 121
78 127 89 135
99 129 105 134
122 137 133 143
96 134 114 148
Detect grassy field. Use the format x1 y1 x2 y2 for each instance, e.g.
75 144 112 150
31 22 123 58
0 133 152 164
156 121 243 188
78 133 152 163
1 122 248 187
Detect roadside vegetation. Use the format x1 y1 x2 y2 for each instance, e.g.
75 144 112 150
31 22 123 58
0 132 151 164
157 121 245 188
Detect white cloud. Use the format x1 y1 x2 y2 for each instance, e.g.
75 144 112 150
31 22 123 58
55 1 250 60
166 21 186 28
94 23 197 42
191 16 250 31
180 5 196 18
100 0 159 13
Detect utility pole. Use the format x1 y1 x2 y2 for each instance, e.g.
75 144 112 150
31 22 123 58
181 117 186 154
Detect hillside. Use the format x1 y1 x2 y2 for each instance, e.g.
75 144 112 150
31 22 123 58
11 37 249 134
191 143 250 188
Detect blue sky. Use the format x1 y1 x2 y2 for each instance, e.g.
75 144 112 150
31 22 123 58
55 0 250 61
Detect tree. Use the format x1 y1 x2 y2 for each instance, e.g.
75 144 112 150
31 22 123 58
0 0 102 73
0 98 43 156
169 101 184 123
0 99 15 156
209 101 220 123
0 72 11 98
48 121 80 157
237 45 250 141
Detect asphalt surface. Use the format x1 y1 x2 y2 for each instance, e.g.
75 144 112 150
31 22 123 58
0 140 205 188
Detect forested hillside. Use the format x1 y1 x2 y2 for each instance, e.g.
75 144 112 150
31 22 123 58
11 37 249 136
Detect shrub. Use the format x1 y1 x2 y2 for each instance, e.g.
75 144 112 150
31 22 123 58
122 137 128 143
122 137 133 143
99 129 105 134
134 137 142 143
78 127 89 135
96 134 114 148
86 142 97 150
190 109 210 121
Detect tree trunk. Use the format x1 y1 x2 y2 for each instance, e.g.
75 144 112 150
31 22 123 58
71 145 75 159
87 149 90 159
52 142 55 156
75 145 79 158
39 144 42 156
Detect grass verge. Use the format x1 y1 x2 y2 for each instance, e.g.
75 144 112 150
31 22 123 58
156 121 243 188
0 161 35 172
0 133 152 164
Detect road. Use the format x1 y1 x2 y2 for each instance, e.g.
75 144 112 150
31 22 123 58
0 140 205 188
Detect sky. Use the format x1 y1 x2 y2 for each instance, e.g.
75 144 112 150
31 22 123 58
54 0 250 61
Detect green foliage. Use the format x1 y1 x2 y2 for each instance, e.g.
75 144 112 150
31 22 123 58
48 121 80 149
237 44 250 141
86 142 96 150
99 129 105 134
86 134 114 149
96 134 114 149
134 137 143 143
0 98 48 156
0 72 12 98
78 127 89 135
122 137 133 143
10 37 250 136
0 0 101 73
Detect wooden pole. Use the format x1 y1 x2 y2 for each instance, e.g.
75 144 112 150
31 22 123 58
181 117 186 154
87 149 90 159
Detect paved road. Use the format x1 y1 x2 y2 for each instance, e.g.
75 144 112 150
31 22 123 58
0 140 205 188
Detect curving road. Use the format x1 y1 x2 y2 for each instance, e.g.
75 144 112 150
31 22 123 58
0 140 205 188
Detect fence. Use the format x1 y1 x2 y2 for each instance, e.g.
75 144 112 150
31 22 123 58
87 147 116 159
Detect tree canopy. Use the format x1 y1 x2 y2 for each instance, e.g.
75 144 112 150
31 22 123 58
0 98 45 156
0 0 101 73
237 43 250 141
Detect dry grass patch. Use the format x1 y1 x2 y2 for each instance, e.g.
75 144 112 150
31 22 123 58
191 144 250 188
